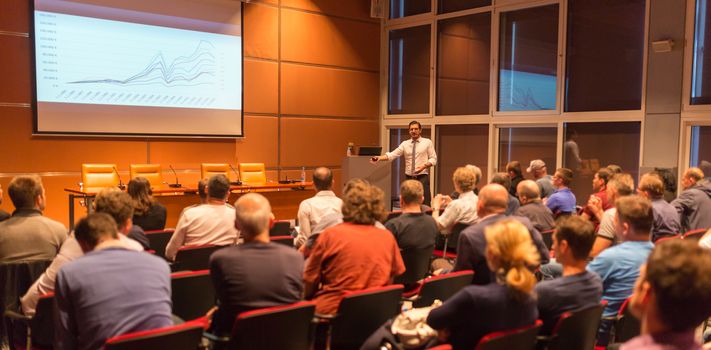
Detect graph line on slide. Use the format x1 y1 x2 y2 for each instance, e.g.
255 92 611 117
67 40 217 87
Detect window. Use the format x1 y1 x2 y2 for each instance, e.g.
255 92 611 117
692 0 711 104
389 25 431 114
498 127 557 181
438 0 491 14
390 0 431 19
690 126 711 176
565 0 645 112
436 124 489 195
437 13 491 115
498 5 559 112
389 127 432 207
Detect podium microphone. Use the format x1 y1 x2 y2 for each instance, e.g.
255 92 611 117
229 164 242 186
168 165 182 188
113 166 126 190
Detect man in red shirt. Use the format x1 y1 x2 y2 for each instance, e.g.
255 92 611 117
582 168 613 225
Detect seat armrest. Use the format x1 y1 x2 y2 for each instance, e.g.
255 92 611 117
4 310 31 321
203 332 230 343
313 313 338 324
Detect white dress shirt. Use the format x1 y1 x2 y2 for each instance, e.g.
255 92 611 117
385 137 437 176
295 191 343 248
165 203 239 260
436 191 479 232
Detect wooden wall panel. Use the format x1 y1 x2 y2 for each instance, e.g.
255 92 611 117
236 115 279 167
281 0 374 21
0 0 30 33
244 59 278 114
281 9 379 71
0 36 32 103
147 139 236 170
243 3 279 60
281 63 378 118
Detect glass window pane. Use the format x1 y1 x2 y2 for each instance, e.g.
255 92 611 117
690 126 711 178
438 0 491 14
498 127 557 180
692 0 711 104
389 25 431 114
390 127 432 207
436 124 489 195
437 13 491 115
563 122 641 205
390 0 431 19
498 5 559 112
565 0 645 112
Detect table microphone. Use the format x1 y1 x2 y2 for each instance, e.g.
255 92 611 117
113 166 126 190
168 165 182 188
229 164 242 185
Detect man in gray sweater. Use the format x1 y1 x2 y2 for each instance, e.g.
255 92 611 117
672 168 711 233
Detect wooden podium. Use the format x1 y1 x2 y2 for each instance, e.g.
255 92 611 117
341 156 392 211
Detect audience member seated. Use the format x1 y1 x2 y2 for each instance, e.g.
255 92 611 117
54 213 172 350
448 164 482 199
0 175 66 264
432 166 479 232
303 183 405 315
426 219 539 350
454 184 549 285
535 216 602 335
97 189 150 249
506 160 524 197
581 168 613 225
127 177 167 231
546 168 577 217
385 180 438 287
21 189 144 315
165 174 238 261
653 167 678 203
208 193 303 336
587 195 655 346
490 172 520 215
589 173 635 257
0 183 10 222
294 167 343 249
514 180 555 233
622 239 711 350
672 167 711 233
527 159 554 199
637 173 681 242
607 164 623 174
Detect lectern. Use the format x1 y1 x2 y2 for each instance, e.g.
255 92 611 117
341 156 392 211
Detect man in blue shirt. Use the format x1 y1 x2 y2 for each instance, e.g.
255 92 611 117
587 195 655 346
546 167 577 217
54 213 173 350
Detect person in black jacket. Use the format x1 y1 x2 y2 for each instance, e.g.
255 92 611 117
128 177 167 232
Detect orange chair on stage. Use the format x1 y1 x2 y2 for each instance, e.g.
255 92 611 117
239 163 266 184
200 163 229 180
129 164 163 186
81 164 120 188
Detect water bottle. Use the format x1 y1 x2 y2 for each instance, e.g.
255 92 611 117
347 142 354 156
300 167 306 182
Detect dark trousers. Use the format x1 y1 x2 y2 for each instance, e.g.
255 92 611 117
406 173 431 206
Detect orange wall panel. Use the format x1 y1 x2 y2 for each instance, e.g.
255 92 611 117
0 0 30 33
0 36 32 103
281 63 379 118
281 0 374 21
147 139 236 171
235 115 279 167
244 59 278 114
243 3 279 60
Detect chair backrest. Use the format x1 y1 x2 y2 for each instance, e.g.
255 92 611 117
201 163 230 180
682 228 707 241
270 236 294 247
610 298 640 343
269 221 291 236
0 261 52 347
394 246 435 286
173 244 225 271
547 302 606 350
129 164 163 186
476 320 542 350
229 301 315 350
103 320 205 350
413 270 474 308
655 235 681 244
171 270 215 321
540 230 555 250
82 163 119 188
330 284 404 350
145 230 174 259
239 163 267 184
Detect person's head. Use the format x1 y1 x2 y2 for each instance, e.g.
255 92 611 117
490 172 512 192
554 216 596 264
484 219 540 301
637 173 665 200
477 183 509 217
592 168 612 192
526 159 547 179
553 168 573 188
0 183 4 205
681 167 704 190
197 178 209 203
400 180 424 207
342 184 386 225
700 160 711 179
629 239 711 333
408 120 422 140
614 195 653 241
653 167 677 194
207 174 230 201
606 173 635 202
234 193 273 242
312 167 334 192
465 164 482 187
506 161 522 178
94 189 134 233
343 178 370 195
127 177 154 215
516 180 541 204
606 164 623 174
74 213 120 253
452 166 477 193
7 175 45 211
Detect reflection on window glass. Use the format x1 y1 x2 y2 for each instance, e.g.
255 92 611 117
498 127 557 180
690 126 711 177
389 25 431 114
563 122 640 205
390 128 432 207
438 0 491 14
390 0 431 19
437 13 491 115
498 5 559 112
436 124 489 195
692 0 711 104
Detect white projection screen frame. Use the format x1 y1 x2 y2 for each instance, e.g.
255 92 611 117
32 0 243 138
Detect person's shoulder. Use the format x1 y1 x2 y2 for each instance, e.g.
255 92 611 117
38 215 66 230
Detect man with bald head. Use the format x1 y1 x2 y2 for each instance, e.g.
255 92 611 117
209 193 304 336
295 167 343 249
514 180 555 232
454 184 549 285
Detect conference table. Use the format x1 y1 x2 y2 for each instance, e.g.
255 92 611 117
64 181 314 230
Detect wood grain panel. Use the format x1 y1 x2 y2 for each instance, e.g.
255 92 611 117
281 63 378 118
281 9 379 71
244 59 278 114
280 117 379 167
281 0 375 21
244 3 279 60
0 0 31 33
235 115 279 167
0 36 31 103
147 139 236 171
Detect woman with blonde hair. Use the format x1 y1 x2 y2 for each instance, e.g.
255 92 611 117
127 177 167 231
426 218 540 350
